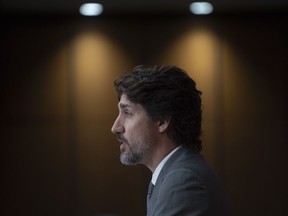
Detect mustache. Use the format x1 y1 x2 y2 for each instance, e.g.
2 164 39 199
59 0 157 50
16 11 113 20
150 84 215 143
116 134 129 144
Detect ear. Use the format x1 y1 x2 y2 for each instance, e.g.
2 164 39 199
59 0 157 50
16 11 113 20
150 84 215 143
157 117 170 133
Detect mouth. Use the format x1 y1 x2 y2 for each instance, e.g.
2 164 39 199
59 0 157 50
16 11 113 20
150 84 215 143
117 139 125 146
116 135 128 151
120 143 125 151
117 134 127 144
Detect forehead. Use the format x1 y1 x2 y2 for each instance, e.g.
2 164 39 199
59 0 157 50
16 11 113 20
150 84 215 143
118 94 143 111
118 94 136 109
119 94 132 105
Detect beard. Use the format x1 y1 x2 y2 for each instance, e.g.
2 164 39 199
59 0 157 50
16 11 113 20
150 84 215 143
118 135 150 165
120 147 142 165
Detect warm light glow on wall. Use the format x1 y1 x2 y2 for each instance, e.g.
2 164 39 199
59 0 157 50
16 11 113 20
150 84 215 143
161 28 218 81
71 31 130 118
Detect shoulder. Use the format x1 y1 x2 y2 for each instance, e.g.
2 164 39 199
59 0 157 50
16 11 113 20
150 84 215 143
154 148 211 204
151 148 230 215
160 147 210 179
156 146 222 198
152 167 209 215
160 167 209 197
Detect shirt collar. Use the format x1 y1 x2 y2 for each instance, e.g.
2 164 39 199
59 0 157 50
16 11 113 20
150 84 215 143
151 146 182 185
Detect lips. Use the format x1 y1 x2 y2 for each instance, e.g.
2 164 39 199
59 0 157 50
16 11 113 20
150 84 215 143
117 134 128 144
120 143 125 151
116 134 128 151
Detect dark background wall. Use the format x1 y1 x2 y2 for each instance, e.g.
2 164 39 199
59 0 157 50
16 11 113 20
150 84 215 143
1 12 288 216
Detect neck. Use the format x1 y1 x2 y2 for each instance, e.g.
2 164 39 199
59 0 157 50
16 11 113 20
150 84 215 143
144 139 178 173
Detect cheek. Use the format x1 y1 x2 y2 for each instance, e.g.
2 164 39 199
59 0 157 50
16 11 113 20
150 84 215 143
125 125 145 144
138 125 157 143
123 123 137 140
125 118 157 143
126 126 141 141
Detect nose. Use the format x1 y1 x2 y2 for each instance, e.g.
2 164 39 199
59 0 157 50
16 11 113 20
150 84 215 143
111 115 124 134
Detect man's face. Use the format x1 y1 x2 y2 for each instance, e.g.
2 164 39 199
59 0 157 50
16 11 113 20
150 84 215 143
111 94 158 165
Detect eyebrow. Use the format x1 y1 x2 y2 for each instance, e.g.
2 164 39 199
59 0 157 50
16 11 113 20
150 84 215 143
119 103 130 109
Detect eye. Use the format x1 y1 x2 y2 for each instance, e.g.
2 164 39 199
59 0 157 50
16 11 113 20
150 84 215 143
124 109 132 116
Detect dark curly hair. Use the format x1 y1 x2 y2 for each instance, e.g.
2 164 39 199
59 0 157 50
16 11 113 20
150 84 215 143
114 65 203 152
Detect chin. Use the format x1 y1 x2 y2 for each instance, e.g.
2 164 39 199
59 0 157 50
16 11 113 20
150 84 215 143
120 154 139 165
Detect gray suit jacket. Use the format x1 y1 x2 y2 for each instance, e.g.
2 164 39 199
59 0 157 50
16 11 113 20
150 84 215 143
148 147 230 216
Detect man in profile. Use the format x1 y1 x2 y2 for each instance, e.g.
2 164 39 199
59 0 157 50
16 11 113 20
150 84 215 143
111 65 230 216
